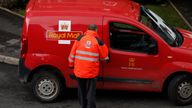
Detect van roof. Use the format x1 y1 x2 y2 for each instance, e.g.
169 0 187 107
33 0 140 20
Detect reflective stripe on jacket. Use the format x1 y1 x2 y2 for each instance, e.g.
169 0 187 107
68 30 109 78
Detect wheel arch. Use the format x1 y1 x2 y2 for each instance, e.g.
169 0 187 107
27 65 66 85
162 71 192 93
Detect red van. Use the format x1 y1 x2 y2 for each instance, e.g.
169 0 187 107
19 0 192 105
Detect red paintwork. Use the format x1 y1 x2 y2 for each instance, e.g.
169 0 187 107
21 0 192 92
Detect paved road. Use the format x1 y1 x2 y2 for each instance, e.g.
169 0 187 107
0 9 22 58
0 63 192 108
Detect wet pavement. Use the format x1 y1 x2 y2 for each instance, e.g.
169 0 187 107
171 0 192 28
0 62 192 108
0 9 23 58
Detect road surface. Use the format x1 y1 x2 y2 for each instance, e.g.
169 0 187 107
0 63 191 108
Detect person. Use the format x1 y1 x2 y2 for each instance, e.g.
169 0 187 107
68 24 109 108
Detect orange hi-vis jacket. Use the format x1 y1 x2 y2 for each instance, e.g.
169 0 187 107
68 30 109 78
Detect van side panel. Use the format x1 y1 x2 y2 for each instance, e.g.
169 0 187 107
24 11 103 88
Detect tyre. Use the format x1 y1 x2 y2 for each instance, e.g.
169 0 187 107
32 71 64 102
168 74 192 105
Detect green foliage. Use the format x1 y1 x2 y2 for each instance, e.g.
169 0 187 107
145 4 190 30
18 9 25 16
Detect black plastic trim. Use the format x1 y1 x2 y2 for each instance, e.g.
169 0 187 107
70 74 153 84
18 58 31 84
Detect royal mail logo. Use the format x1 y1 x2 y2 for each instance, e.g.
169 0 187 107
59 20 71 32
46 31 82 41
61 24 69 30
128 58 136 67
85 41 92 48
103 1 117 6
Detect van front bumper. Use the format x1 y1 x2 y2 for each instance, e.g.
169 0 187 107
18 58 31 84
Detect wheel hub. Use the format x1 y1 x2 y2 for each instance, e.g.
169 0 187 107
178 82 192 99
38 79 56 97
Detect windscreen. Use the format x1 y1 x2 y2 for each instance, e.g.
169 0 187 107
140 6 177 46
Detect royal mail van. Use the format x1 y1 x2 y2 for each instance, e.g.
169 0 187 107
19 0 192 105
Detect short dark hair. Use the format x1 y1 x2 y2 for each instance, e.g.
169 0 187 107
88 24 98 31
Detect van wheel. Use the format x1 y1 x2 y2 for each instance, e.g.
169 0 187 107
32 71 64 102
168 74 192 105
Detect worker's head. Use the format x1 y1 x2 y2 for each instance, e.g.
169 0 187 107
88 24 98 32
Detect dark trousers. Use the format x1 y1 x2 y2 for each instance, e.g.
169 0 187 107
77 77 97 108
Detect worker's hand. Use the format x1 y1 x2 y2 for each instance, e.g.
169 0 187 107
106 59 110 63
101 56 110 63
105 57 110 63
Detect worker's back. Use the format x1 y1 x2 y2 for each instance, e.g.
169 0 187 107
69 30 108 78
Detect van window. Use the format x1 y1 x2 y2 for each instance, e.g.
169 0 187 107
109 22 156 53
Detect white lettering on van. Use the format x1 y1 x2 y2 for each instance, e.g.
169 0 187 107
58 40 71 44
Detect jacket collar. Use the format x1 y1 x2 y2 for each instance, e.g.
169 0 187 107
84 30 98 37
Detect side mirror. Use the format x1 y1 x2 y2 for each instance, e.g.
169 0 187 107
148 43 158 55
